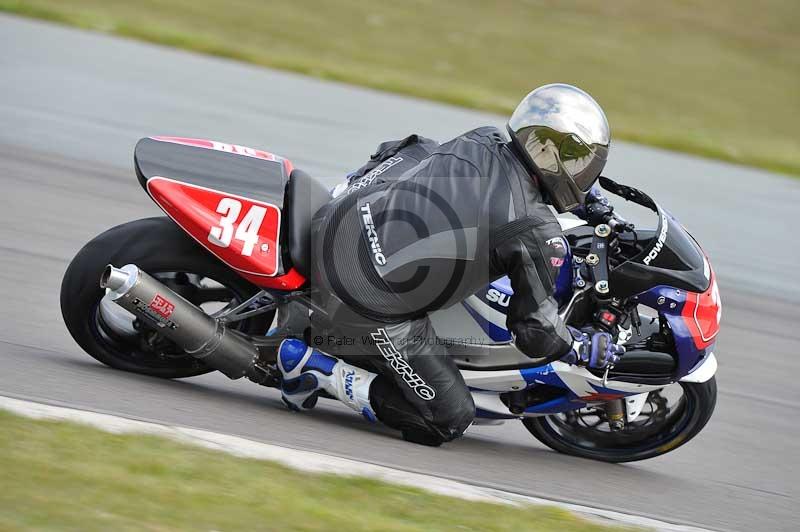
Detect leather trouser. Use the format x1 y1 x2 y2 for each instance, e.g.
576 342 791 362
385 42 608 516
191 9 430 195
311 305 475 446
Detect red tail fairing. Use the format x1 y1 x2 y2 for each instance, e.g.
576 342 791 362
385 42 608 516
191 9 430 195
135 136 306 290
147 177 282 276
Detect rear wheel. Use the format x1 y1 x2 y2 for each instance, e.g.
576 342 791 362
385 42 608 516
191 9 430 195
60 217 274 378
523 378 716 462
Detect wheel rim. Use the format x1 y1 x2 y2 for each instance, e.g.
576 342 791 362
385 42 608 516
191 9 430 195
90 271 256 371
538 383 696 456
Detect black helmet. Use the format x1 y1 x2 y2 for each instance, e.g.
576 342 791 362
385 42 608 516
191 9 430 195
508 84 610 212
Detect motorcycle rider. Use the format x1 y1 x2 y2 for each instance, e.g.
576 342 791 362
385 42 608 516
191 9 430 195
277 83 625 446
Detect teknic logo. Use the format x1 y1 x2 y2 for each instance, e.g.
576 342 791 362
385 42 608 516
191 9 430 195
360 202 387 265
371 328 436 400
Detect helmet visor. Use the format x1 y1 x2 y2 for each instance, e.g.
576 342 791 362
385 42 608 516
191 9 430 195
559 134 606 192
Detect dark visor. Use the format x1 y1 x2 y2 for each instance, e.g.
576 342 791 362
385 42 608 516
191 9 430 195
559 134 606 191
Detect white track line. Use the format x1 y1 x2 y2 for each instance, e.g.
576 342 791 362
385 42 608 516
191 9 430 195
0 395 713 532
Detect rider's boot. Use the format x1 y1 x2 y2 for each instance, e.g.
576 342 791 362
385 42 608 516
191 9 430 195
277 338 377 421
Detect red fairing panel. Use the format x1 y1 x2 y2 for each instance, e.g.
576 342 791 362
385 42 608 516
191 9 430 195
148 176 284 277
681 266 721 350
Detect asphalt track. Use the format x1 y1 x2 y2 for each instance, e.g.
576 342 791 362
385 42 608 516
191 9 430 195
1 14 798 531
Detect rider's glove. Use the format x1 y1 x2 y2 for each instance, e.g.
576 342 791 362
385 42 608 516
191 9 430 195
571 185 609 220
563 326 624 369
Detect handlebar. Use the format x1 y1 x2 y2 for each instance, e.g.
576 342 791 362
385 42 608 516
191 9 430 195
605 213 635 234
583 198 635 234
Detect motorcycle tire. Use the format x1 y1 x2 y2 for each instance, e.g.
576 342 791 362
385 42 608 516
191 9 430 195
523 378 717 463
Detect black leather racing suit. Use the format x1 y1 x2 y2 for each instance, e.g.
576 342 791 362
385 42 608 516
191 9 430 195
309 126 573 445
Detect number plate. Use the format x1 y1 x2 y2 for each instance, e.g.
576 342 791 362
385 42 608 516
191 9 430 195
147 176 282 277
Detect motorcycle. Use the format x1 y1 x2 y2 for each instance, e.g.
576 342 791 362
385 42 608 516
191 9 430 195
60 136 721 462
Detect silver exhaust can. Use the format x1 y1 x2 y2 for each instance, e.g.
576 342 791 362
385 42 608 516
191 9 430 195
100 264 258 379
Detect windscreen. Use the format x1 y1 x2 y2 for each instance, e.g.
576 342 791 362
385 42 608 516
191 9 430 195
634 209 706 273
609 205 710 297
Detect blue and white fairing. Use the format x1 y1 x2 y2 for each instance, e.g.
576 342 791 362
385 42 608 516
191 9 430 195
461 279 514 343
454 219 649 418
432 214 719 420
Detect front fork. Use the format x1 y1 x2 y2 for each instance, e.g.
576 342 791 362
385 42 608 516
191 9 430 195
604 398 626 430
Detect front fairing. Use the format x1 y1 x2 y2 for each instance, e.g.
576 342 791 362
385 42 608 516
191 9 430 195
609 202 720 379
609 205 709 298
455 181 721 382
637 259 721 379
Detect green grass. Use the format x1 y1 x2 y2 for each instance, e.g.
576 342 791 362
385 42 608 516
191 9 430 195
0 409 634 531
2 0 798 176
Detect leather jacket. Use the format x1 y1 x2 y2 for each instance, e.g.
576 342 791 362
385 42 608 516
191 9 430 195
313 126 573 362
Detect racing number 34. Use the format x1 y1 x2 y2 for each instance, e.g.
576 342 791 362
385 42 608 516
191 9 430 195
208 197 266 256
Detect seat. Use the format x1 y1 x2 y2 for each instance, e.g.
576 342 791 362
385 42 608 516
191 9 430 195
285 169 331 278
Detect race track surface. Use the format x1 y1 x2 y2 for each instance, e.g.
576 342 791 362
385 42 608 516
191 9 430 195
2 15 798 531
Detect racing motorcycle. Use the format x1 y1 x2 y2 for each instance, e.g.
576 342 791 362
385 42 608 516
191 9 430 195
60 136 721 462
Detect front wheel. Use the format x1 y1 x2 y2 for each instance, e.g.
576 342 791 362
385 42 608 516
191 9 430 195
523 378 717 462
60 217 274 379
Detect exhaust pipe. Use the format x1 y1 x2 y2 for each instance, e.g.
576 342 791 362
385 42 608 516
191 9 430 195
100 264 258 379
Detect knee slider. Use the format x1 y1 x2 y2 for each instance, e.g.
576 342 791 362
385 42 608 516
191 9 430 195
431 393 475 442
